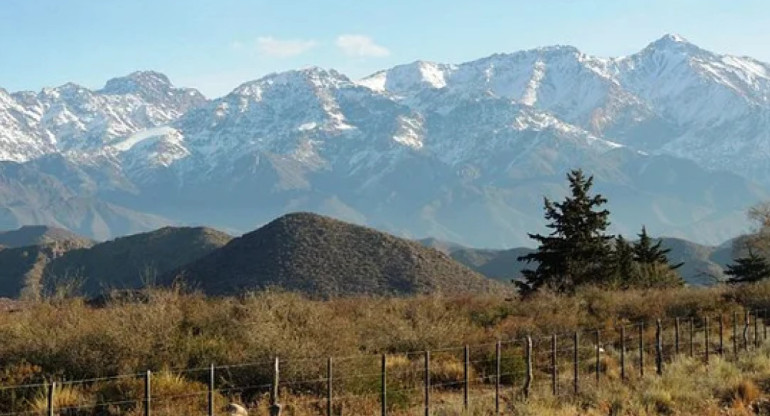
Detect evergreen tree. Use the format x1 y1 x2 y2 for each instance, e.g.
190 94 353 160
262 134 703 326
726 249 770 284
610 235 635 289
633 226 683 270
516 169 613 295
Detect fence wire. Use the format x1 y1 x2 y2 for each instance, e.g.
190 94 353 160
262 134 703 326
0 309 767 415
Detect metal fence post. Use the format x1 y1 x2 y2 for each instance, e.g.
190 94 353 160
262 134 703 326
524 336 533 399
424 351 430 416
733 311 738 357
145 370 151 416
327 358 333 416
270 357 282 416
656 319 663 375
620 326 626 381
463 345 469 411
639 323 644 378
48 381 55 416
208 364 215 416
381 354 387 416
705 317 710 364
595 330 601 385
573 331 579 394
551 334 557 396
496 340 501 414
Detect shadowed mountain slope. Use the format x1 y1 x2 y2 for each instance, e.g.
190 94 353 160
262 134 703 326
0 225 93 248
43 226 233 295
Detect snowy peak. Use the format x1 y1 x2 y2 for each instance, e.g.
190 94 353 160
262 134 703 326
648 33 692 48
0 70 207 161
358 61 453 94
100 71 174 95
230 67 352 103
246 67 349 90
99 70 206 105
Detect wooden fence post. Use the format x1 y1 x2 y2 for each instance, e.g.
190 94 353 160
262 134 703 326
573 332 579 394
595 330 601 385
327 358 333 416
656 319 663 375
675 317 680 356
551 335 557 396
744 310 750 352
144 371 151 416
689 317 694 357
496 341 501 414
705 317 710 364
620 326 626 381
719 315 724 357
755 311 760 348
270 357 282 416
381 354 387 416
524 336 533 399
464 345 469 411
424 351 430 416
639 323 644 378
208 364 215 416
48 381 55 416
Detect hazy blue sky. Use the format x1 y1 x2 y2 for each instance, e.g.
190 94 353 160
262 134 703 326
3 0 769 97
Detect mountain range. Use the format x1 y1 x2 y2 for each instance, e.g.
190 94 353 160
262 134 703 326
1 34 769 247
0 214 500 299
0 215 737 300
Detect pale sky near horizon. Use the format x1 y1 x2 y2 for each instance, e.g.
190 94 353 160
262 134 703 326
3 0 769 97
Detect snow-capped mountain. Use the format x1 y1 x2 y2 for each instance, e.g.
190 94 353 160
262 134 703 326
0 35 769 247
0 71 205 160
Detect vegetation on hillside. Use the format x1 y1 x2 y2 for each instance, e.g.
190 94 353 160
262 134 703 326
0 240 93 298
1 282 770 414
43 226 232 296
171 212 499 297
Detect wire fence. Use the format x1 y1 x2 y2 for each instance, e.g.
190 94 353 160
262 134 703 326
1 308 768 415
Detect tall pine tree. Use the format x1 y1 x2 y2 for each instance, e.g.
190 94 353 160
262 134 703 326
726 249 770 284
516 169 613 295
610 235 636 289
632 226 682 269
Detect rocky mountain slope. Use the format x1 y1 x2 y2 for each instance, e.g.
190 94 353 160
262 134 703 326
0 239 94 298
0 226 231 298
170 213 499 297
0 225 93 248
1 35 769 247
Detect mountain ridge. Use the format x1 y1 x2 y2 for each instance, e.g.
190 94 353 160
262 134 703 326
0 34 768 247
167 212 505 297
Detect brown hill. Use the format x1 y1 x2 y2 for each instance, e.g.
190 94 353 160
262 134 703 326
43 226 233 296
170 213 499 297
0 239 93 298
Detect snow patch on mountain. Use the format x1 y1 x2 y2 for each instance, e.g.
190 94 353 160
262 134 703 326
111 126 179 152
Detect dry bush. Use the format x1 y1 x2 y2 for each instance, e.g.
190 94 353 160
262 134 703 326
2 283 770 414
